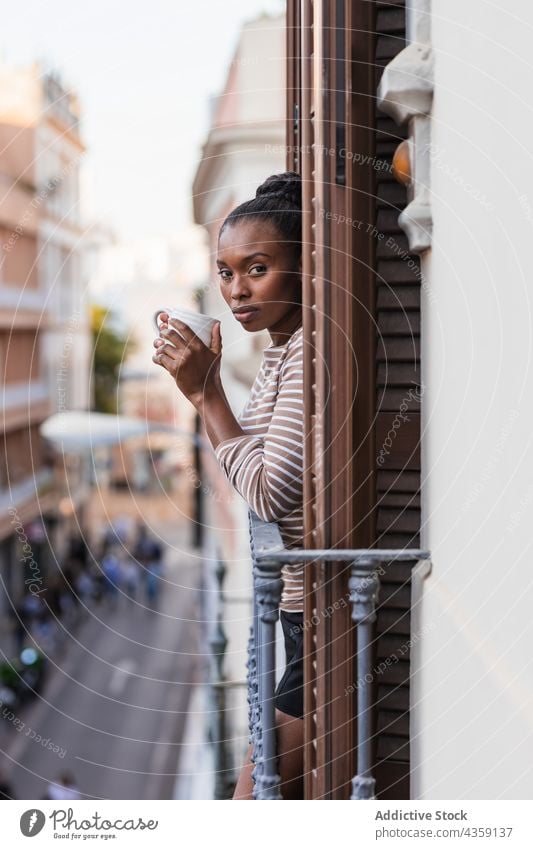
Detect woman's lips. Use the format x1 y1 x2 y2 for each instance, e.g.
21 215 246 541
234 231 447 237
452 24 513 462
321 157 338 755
233 308 260 323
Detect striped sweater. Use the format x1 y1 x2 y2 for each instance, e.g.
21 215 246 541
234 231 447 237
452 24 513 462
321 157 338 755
215 324 304 612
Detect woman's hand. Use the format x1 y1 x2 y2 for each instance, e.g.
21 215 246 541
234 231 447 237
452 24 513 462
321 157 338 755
153 313 246 450
152 313 222 404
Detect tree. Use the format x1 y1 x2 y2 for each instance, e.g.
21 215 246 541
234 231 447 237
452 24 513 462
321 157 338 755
90 304 136 413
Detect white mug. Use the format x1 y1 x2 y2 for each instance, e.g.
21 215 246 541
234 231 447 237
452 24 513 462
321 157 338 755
153 306 218 348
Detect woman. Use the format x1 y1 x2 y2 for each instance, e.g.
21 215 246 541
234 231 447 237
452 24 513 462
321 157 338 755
153 171 305 799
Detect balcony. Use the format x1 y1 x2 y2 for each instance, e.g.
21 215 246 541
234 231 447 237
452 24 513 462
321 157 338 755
245 509 430 800
0 468 56 539
2 380 51 431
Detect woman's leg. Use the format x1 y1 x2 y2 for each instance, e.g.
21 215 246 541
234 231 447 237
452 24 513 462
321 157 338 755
232 708 304 800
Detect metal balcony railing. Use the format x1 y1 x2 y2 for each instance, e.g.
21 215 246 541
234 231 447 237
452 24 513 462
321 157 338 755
246 509 431 800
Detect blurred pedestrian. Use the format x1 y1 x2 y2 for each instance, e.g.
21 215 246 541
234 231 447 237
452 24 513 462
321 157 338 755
101 547 122 606
144 550 164 609
67 534 88 568
133 522 150 561
75 569 94 605
88 562 106 602
105 514 134 548
120 553 140 602
0 768 15 800
12 602 28 653
44 772 80 801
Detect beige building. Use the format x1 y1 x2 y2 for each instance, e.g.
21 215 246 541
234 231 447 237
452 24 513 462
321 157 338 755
0 64 91 653
190 13 287 794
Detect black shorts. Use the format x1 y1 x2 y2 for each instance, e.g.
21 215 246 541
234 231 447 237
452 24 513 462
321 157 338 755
273 610 304 719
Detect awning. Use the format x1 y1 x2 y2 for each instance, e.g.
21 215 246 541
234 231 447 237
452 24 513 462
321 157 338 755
39 411 200 454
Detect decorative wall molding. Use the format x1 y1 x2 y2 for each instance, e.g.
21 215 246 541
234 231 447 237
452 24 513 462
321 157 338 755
377 42 433 127
377 0 433 254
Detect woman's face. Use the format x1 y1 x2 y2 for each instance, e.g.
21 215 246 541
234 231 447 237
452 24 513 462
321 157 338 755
216 218 301 337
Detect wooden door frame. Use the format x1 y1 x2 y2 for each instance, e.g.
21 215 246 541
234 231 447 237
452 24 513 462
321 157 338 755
286 0 377 799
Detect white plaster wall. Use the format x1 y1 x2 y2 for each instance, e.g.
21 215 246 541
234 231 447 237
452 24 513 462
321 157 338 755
414 1 533 798
236 15 286 125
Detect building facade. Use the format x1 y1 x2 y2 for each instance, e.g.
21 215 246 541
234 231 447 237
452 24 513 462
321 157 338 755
278 0 533 801
0 64 91 656
380 0 533 800
192 12 287 792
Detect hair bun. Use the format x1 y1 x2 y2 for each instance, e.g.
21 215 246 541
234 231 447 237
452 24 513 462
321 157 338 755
255 171 302 209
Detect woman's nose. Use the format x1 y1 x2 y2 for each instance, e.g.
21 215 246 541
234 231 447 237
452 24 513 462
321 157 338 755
230 273 251 300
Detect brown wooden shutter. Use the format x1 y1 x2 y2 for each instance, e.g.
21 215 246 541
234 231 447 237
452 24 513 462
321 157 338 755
373 0 422 799
287 0 377 800
286 0 421 800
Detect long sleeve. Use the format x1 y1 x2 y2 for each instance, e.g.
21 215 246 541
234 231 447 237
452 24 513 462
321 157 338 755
214 330 304 524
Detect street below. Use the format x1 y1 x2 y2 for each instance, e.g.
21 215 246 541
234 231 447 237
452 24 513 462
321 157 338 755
0 519 206 800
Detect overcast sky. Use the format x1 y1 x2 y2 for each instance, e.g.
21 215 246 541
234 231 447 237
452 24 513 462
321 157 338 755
0 0 284 240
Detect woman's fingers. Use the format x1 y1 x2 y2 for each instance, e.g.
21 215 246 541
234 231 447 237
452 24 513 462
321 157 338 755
210 321 222 355
152 318 221 399
155 312 170 335
152 339 181 368
152 348 178 373
164 318 198 346
159 324 184 347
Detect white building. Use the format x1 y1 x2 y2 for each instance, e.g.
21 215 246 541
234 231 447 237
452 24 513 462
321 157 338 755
191 12 287 793
0 64 91 602
377 1 533 799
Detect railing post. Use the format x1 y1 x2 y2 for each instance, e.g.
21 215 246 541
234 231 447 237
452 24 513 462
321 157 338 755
250 569 263 796
253 555 283 799
246 622 255 744
349 557 380 800
208 555 235 800
246 509 429 801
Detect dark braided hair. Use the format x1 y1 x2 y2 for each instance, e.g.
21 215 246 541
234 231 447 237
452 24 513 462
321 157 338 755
219 171 302 262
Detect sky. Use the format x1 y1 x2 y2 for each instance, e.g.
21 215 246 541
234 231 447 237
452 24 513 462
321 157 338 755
0 0 284 241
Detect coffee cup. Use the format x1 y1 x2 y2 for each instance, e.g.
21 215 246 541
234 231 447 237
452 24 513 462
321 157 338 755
153 306 218 348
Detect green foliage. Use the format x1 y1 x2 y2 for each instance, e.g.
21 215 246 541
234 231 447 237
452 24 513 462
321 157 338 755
90 304 136 413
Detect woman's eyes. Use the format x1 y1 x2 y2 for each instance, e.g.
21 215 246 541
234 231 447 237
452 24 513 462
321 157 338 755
217 264 267 281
